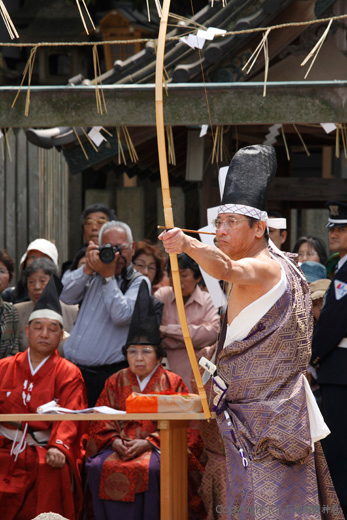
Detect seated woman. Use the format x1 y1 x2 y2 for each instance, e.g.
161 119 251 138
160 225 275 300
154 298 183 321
15 258 78 352
85 281 203 520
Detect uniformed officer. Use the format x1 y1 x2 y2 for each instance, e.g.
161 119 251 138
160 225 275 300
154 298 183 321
311 200 347 519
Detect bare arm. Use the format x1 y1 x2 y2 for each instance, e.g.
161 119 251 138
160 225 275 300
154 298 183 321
159 228 231 279
159 228 279 286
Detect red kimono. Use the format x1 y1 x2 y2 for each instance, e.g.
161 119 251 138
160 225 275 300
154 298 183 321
86 365 204 508
0 349 88 520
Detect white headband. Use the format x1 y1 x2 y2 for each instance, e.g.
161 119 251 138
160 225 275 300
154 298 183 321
217 204 286 229
28 309 64 327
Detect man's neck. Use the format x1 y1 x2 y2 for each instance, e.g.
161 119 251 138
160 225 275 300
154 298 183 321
29 349 52 370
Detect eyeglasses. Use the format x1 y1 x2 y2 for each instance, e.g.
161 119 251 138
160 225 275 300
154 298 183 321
297 251 318 259
84 217 108 228
0 268 9 276
127 348 156 356
133 262 156 273
115 243 131 251
213 217 251 230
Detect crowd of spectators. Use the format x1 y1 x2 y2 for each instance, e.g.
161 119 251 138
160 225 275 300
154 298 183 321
0 201 346 519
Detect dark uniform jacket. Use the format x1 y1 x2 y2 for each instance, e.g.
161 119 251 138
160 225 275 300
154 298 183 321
311 259 347 385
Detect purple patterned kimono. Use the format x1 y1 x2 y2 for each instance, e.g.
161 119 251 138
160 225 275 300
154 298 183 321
215 251 343 520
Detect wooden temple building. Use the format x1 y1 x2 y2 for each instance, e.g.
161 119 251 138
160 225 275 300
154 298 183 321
0 2 346 518
0 0 346 272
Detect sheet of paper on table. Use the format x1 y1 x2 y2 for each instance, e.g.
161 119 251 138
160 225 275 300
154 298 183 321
37 400 126 414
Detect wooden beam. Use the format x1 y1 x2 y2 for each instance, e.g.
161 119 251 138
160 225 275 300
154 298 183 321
268 178 347 201
2 81 347 127
322 146 333 178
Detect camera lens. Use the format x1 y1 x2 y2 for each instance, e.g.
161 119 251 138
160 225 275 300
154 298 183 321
99 245 115 264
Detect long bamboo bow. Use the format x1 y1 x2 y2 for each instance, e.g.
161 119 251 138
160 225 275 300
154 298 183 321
155 0 211 419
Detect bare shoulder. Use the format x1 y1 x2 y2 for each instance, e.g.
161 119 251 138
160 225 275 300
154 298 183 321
248 251 281 275
231 250 281 286
228 253 283 323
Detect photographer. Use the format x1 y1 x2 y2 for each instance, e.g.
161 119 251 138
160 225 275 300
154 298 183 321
61 221 150 406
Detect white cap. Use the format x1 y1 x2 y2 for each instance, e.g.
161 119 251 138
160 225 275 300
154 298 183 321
20 239 58 269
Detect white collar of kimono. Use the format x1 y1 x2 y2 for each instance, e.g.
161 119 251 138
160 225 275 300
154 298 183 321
218 204 286 230
28 348 50 376
136 363 161 392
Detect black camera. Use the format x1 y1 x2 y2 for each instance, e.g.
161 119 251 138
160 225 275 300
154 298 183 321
99 244 121 264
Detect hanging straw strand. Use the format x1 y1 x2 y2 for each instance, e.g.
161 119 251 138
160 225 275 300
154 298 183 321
102 127 113 137
301 18 333 79
11 46 38 116
4 127 11 162
219 125 223 162
75 0 95 35
24 46 38 117
146 0 151 22
0 1 19 39
293 124 310 156
163 64 170 97
80 127 99 153
75 0 88 34
73 127 89 160
92 45 107 115
263 31 269 97
338 123 347 159
281 125 290 161
116 127 127 165
122 126 139 163
211 126 219 164
335 125 340 158
211 126 226 165
81 0 96 30
154 0 162 18
242 29 271 75
168 12 207 31
165 126 176 165
1 132 4 161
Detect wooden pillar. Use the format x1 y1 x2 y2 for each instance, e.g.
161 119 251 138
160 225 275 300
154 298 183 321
158 420 188 520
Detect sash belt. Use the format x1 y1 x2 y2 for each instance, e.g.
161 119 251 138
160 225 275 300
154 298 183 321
0 424 51 445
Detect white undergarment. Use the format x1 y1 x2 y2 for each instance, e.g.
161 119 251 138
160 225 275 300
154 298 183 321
224 265 286 348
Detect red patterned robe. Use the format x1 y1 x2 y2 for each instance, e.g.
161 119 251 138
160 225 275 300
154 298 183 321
86 365 204 516
0 349 88 520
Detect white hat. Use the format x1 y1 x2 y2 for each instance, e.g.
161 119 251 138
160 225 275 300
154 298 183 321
20 239 58 269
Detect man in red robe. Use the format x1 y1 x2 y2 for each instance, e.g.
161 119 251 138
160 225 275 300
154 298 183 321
0 276 88 520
